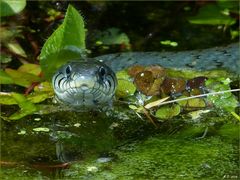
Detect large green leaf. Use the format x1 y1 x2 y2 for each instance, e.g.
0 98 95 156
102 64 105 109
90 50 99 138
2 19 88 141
0 91 53 105
4 68 41 87
0 92 17 105
0 0 26 17
188 4 236 25
155 104 181 120
205 78 238 113
18 63 41 76
0 69 14 84
2 93 37 121
40 4 86 79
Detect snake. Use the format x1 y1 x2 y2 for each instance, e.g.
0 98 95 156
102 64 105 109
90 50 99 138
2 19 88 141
52 43 239 109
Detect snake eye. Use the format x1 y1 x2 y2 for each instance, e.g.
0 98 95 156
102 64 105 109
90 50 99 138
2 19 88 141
99 67 106 77
65 65 72 76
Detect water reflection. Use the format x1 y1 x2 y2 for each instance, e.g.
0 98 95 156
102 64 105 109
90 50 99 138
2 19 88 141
1 111 117 173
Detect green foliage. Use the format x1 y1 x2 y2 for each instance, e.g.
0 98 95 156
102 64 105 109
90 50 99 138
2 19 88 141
155 104 181 120
0 26 20 42
0 27 25 64
0 92 17 105
4 68 41 87
0 53 12 63
115 70 136 98
94 28 130 46
0 0 26 17
166 68 230 80
7 41 27 57
206 78 238 113
116 79 136 98
160 40 178 47
0 5 85 120
0 82 54 105
32 127 50 132
25 91 54 104
230 29 240 40
1 93 37 121
17 63 41 76
0 87 54 120
188 2 237 25
0 69 14 84
40 4 86 79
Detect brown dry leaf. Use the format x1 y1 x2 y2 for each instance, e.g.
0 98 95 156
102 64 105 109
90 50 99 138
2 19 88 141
186 76 208 90
160 77 186 95
145 65 166 78
134 71 154 95
127 65 145 78
147 77 165 96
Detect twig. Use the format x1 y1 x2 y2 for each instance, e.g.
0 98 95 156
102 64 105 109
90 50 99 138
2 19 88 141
151 89 240 107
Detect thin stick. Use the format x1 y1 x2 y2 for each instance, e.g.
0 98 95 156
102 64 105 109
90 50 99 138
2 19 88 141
147 89 240 107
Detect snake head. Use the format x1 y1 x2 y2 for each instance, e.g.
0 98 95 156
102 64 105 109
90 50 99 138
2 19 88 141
52 60 117 110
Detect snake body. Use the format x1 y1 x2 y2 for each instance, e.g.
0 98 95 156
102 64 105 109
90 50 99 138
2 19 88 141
52 43 239 109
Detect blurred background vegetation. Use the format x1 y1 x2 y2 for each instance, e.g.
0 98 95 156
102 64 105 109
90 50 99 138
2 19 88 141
1 0 239 66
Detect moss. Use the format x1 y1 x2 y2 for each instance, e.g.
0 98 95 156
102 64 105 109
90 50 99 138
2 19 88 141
66 135 238 179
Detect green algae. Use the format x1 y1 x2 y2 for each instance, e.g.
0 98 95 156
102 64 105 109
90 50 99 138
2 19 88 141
65 134 239 179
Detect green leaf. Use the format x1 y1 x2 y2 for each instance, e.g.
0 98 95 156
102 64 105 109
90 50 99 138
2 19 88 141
160 40 178 47
0 91 53 105
0 53 12 63
6 93 37 120
186 98 206 109
17 129 26 135
40 4 86 79
0 69 14 84
12 93 35 108
206 78 238 113
34 81 53 92
0 0 26 17
94 28 130 46
217 0 239 10
32 127 50 132
155 104 181 120
188 4 236 25
230 29 239 40
0 92 17 105
116 70 131 80
0 26 15 42
7 41 27 57
18 63 41 76
115 79 136 98
26 91 54 103
5 68 41 87
166 69 230 80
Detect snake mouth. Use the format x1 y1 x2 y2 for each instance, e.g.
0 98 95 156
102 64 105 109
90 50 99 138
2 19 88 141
56 85 114 108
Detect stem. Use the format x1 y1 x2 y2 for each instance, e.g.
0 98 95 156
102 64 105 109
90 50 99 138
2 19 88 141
157 89 240 106
231 111 240 121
